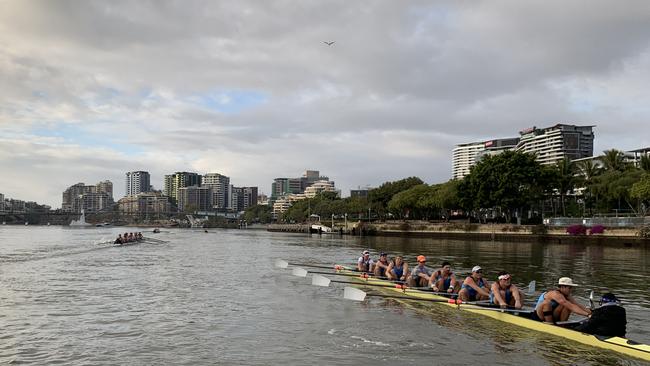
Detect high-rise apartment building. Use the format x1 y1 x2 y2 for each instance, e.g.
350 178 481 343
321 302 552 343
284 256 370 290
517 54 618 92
126 171 151 196
231 186 258 212
271 170 330 199
516 124 594 165
452 124 594 179
202 173 230 209
163 172 201 204
118 191 171 215
62 181 114 213
304 180 336 198
177 186 212 212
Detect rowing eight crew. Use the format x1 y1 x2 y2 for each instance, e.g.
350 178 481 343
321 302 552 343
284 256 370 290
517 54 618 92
357 250 626 336
114 232 143 244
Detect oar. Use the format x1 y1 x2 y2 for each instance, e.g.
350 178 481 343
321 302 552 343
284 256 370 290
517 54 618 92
290 267 375 280
343 287 532 314
311 274 462 296
144 237 166 243
274 259 350 270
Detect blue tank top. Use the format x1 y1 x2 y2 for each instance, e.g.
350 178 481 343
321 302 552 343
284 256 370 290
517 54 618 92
535 292 560 310
436 272 453 290
393 263 404 278
461 278 485 297
490 286 512 305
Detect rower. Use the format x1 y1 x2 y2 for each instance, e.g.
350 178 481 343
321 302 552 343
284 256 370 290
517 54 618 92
114 234 123 244
409 255 433 287
373 252 390 278
534 277 591 323
430 261 459 294
573 293 626 337
458 265 490 302
490 271 524 309
386 255 409 282
357 250 374 272
124 232 130 242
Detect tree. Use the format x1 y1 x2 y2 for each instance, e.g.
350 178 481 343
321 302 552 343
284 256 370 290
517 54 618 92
630 174 650 216
552 158 577 216
243 204 273 224
368 177 424 218
590 169 644 215
601 149 627 172
640 155 650 172
458 151 553 223
575 159 602 216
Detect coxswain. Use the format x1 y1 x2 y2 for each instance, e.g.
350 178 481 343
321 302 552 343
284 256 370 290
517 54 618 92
409 255 433 287
458 266 490 302
430 261 459 294
490 271 524 309
534 277 591 323
573 293 626 337
114 234 124 244
386 255 409 282
373 252 390 278
357 250 374 272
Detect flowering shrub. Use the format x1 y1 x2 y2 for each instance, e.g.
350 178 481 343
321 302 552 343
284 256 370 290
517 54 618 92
566 224 587 236
589 225 605 235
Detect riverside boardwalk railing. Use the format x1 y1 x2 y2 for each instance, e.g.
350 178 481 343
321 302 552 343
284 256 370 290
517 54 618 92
267 223 310 233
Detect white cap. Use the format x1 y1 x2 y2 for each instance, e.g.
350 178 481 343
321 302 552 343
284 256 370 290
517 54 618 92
362 250 370 255
558 277 578 287
472 265 482 273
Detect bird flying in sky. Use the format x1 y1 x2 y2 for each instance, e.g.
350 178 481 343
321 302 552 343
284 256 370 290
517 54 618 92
323 41 335 46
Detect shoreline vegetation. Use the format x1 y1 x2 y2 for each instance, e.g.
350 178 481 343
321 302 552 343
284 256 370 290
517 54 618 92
267 221 650 247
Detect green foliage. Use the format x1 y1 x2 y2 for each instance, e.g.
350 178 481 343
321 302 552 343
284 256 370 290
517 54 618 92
242 204 273 224
637 225 650 238
369 177 424 217
640 155 650 172
590 169 644 213
600 149 628 172
458 151 553 222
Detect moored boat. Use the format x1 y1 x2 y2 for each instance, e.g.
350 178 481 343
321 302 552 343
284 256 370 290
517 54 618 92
336 267 650 362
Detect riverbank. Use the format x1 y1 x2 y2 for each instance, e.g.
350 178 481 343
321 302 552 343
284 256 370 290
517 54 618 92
267 221 650 247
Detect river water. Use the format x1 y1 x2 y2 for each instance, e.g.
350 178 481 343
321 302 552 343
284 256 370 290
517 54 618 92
0 226 648 365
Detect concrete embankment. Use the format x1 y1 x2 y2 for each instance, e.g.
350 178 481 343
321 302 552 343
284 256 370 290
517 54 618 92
268 221 650 247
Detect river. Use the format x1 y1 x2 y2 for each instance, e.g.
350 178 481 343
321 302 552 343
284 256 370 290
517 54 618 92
0 226 647 365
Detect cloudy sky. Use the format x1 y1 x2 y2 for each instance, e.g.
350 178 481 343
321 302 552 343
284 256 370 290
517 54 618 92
2 1 650 208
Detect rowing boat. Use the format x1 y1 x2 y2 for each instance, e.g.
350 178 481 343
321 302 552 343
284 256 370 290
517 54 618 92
335 267 650 362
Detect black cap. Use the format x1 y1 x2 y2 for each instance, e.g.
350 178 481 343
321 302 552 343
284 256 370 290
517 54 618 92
380 252 387 256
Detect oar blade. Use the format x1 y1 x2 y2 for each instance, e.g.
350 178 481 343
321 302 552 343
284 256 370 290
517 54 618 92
526 280 536 296
291 267 308 277
343 286 367 301
312 274 331 287
275 259 289 269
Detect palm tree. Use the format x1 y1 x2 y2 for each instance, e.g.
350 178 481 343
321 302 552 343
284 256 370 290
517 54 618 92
576 159 602 216
554 158 576 216
601 149 627 172
640 154 650 172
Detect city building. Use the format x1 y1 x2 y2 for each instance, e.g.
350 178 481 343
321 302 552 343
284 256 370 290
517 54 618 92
304 180 336 198
231 186 258 212
515 124 594 165
163 172 201 205
117 191 172 215
452 138 519 180
0 193 4 211
177 185 212 212
126 171 151 196
202 173 230 209
350 189 369 199
62 181 114 213
627 147 650 168
271 170 331 200
452 124 594 179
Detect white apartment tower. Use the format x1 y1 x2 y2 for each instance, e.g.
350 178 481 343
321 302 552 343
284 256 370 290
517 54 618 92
202 173 230 209
126 171 151 196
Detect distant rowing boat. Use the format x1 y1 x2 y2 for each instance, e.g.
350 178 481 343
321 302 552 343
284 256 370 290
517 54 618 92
337 268 650 362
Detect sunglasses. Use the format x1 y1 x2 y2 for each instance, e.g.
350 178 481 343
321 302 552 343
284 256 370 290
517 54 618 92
475 270 483 273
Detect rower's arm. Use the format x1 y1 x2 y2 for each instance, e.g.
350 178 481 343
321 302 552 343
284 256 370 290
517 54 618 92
554 294 591 317
468 278 490 297
490 283 507 307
